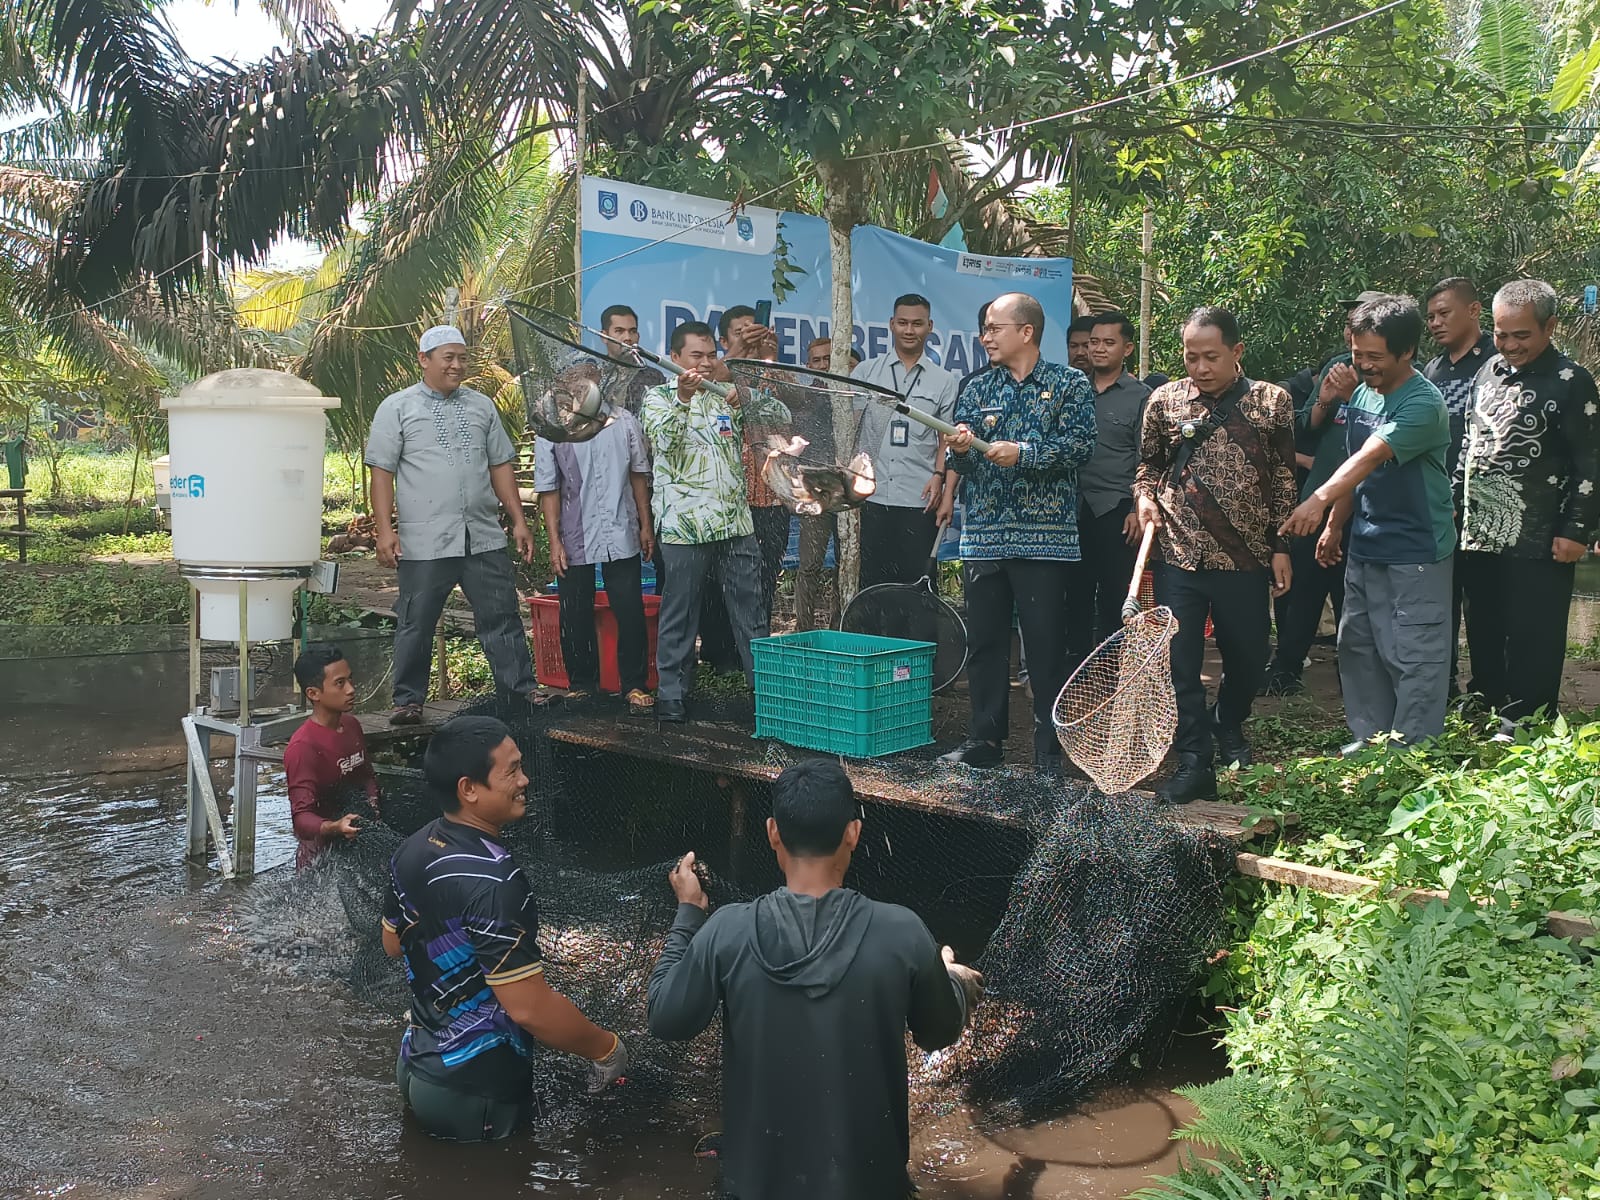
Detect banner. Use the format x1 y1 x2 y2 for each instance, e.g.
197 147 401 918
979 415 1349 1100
579 176 1073 374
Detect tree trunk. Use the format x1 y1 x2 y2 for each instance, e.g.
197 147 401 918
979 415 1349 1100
817 157 861 605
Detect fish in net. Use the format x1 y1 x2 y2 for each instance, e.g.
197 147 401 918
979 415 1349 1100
1053 526 1179 794
507 302 662 442
232 690 1228 1132
724 359 880 516
840 522 967 691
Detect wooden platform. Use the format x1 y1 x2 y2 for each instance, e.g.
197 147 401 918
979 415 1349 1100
544 714 1285 841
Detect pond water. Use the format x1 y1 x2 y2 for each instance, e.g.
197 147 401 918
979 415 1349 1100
0 650 1217 1199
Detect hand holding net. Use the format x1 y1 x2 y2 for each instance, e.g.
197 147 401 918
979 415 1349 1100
1053 525 1178 794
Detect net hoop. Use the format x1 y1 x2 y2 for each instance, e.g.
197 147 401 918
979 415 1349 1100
504 301 644 371
1053 606 1178 733
841 580 969 692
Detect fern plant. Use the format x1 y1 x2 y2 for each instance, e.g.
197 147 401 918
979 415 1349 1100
1137 903 1503 1200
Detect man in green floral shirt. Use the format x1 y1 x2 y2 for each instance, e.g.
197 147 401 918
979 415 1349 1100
641 322 789 723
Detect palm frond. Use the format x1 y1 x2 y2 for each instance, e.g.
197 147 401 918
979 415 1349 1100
1465 0 1546 95
0 166 84 227
51 29 430 300
299 137 507 450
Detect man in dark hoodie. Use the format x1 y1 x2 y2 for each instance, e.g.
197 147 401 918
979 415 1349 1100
647 759 983 1200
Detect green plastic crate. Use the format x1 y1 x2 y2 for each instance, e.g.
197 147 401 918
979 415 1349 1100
751 630 935 757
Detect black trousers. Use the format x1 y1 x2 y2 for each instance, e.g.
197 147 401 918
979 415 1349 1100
556 556 647 693
861 503 939 589
1156 564 1271 762
699 507 788 664
751 505 791 623
1459 551 1574 721
1065 498 1137 668
965 559 1071 762
1269 529 1346 680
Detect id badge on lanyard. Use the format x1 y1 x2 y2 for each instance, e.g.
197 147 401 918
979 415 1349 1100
890 418 910 447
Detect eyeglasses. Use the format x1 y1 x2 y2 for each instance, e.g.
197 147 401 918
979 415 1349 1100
981 323 1026 336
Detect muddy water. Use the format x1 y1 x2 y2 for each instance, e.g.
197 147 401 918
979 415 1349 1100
0 696 1217 1200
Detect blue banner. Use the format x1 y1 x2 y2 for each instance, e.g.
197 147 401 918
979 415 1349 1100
579 176 1073 374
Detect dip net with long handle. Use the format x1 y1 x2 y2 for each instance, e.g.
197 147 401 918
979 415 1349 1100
723 358 878 515
1053 526 1179 794
841 523 968 692
505 302 664 441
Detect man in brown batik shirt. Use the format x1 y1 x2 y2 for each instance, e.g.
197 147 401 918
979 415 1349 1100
1134 306 1296 803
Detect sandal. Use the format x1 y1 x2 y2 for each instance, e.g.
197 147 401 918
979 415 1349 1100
389 704 424 726
526 689 563 708
626 688 655 713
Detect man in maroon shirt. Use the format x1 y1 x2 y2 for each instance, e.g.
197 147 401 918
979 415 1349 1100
285 645 380 870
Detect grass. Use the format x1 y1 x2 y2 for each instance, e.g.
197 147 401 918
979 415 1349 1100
0 562 192 625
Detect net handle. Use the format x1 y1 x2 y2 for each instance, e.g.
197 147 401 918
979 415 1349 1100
924 520 947 581
892 400 993 453
621 341 735 401
1121 523 1158 622
507 300 734 401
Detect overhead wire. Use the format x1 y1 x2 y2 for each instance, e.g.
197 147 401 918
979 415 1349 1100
9 0 1589 342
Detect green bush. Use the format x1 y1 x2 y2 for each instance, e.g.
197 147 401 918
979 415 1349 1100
0 564 191 625
1141 899 1600 1200
1147 716 1600 1200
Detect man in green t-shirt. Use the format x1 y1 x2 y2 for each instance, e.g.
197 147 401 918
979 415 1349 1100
1281 296 1454 749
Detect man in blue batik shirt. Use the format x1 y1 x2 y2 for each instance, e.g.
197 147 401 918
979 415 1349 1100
940 292 1096 770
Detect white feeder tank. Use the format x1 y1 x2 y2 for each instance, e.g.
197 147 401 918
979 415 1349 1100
162 369 340 642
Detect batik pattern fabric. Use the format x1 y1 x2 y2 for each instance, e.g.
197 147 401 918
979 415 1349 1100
947 359 1096 561
1458 346 1600 557
1135 376 1297 572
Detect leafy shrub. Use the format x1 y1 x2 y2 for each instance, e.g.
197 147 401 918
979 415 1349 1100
1138 900 1600 1200
0 564 191 625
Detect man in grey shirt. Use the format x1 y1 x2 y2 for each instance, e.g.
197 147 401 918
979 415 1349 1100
851 293 959 587
534 401 655 711
365 326 540 724
1067 311 1149 668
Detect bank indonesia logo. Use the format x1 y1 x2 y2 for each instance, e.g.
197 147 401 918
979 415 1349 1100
735 215 754 242
629 199 649 222
598 190 619 221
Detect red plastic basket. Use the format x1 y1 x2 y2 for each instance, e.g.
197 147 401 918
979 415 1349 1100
1138 570 1214 638
528 592 661 692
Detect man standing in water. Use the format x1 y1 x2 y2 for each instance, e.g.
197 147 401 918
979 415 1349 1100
648 759 982 1200
382 716 628 1141
285 644 378 870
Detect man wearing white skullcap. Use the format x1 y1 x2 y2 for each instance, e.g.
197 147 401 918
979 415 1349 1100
365 326 544 723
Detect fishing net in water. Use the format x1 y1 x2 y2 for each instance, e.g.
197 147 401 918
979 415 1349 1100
241 688 1229 1129
506 302 665 440
1053 607 1180 794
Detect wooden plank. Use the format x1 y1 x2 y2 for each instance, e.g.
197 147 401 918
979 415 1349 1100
1235 851 1597 941
544 716 1281 840
1166 797 1297 840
